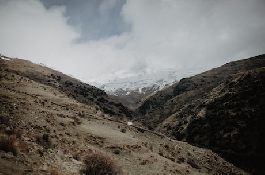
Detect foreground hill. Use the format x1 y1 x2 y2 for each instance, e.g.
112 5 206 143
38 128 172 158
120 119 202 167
135 54 265 174
0 55 247 174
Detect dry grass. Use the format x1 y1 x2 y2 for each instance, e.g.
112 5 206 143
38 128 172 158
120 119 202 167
0 57 251 175
49 167 64 175
81 152 124 175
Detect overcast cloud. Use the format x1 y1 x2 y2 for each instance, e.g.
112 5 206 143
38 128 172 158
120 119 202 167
0 0 265 84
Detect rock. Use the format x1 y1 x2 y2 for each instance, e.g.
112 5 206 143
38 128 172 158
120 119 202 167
57 150 65 159
187 158 200 169
2 152 14 159
72 159 82 165
41 164 48 171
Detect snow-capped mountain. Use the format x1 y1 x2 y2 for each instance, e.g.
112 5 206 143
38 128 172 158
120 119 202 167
86 68 202 108
87 70 183 109
100 69 181 95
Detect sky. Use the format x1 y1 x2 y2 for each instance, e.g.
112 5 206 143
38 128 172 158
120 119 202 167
0 0 265 85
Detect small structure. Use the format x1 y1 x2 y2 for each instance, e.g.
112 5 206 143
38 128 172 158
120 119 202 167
127 121 133 126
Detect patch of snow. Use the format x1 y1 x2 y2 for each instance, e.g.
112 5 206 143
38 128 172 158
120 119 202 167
126 91 130 95
0 56 10 60
39 63 47 67
138 88 142 94
99 69 181 94
87 67 205 95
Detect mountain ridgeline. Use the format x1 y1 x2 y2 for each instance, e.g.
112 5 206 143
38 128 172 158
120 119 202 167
134 54 265 174
0 58 132 119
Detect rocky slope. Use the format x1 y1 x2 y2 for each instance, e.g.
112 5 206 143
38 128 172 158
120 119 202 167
0 55 247 175
135 54 265 174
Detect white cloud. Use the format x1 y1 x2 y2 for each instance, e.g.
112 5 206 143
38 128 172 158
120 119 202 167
0 0 265 84
122 0 265 70
0 0 78 65
0 0 132 81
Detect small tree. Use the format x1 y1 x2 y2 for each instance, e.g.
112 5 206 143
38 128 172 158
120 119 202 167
81 152 123 175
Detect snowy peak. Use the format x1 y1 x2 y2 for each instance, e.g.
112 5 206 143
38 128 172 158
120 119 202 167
100 69 181 94
87 69 201 109
94 69 201 109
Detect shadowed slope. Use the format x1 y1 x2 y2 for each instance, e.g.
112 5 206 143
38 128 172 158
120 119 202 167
135 54 265 174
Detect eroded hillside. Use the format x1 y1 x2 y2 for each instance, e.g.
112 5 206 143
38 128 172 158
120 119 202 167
135 54 265 174
0 56 247 175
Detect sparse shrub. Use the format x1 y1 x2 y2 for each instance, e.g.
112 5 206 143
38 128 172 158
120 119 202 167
187 152 192 156
4 128 15 135
37 149 44 157
159 152 164 157
43 133 49 142
49 167 63 175
36 133 52 148
164 144 169 149
149 145 154 151
177 156 185 163
0 116 10 126
120 128 126 133
137 127 145 133
0 134 17 156
59 122 66 127
139 159 151 165
73 153 82 161
81 152 123 175
78 111 85 118
113 149 120 155
169 157 175 162
74 117 82 125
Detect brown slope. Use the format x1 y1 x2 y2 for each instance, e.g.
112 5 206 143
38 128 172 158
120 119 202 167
135 54 265 174
0 56 132 119
0 56 248 175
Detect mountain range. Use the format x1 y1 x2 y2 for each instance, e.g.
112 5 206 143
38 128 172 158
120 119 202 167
99 70 178 109
1 53 264 174
94 68 205 109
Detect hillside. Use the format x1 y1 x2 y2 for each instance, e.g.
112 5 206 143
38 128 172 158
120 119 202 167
0 55 247 175
0 56 132 119
135 54 265 174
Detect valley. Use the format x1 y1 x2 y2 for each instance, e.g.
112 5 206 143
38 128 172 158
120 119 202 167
1 54 264 174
